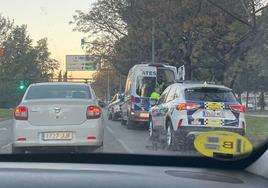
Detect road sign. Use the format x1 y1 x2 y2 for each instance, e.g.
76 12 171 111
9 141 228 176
66 55 98 71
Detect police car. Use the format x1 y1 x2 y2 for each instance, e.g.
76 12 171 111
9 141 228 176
149 82 246 150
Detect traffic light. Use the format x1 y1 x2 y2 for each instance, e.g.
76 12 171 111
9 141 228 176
81 38 85 49
18 80 27 91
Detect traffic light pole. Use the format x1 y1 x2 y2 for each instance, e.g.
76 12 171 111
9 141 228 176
152 18 155 64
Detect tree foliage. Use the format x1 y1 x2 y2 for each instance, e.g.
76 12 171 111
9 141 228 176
72 0 268 102
0 15 59 107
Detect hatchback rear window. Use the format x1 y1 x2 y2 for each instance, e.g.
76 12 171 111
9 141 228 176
185 87 237 103
26 85 92 100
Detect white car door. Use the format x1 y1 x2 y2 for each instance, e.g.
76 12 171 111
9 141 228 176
151 87 171 129
162 86 178 128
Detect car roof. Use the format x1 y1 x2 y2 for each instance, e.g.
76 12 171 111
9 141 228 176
29 82 90 87
171 82 232 91
132 63 175 70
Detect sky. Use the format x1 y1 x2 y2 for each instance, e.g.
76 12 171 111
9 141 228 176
0 0 96 78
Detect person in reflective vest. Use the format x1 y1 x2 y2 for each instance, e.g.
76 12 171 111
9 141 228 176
150 87 160 101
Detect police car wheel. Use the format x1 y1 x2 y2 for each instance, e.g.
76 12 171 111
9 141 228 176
149 118 154 139
166 121 177 151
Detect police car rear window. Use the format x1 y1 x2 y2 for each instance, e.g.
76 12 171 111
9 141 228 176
185 87 237 102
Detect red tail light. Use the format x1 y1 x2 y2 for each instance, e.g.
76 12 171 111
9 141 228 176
14 106 28 120
87 106 101 119
178 119 183 128
229 105 246 113
130 95 135 112
176 103 200 111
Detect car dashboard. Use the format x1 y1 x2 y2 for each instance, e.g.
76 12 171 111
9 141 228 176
0 154 267 188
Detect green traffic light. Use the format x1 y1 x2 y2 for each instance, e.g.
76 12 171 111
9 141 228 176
19 85 25 90
18 81 27 91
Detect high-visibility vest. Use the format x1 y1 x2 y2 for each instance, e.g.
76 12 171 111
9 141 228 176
150 92 160 100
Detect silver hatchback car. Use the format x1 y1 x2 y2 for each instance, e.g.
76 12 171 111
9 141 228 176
12 82 104 153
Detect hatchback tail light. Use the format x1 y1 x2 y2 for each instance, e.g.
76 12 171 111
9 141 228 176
229 105 246 113
14 106 28 120
130 95 135 112
87 106 101 119
176 103 200 111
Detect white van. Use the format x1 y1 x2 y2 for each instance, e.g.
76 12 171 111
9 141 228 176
121 63 178 129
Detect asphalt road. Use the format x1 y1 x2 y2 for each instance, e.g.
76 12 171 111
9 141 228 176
0 112 197 156
0 119 13 154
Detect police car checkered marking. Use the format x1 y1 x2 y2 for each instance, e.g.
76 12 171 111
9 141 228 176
204 119 225 126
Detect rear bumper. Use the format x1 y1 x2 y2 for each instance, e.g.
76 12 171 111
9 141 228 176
130 111 149 123
175 127 246 138
13 119 104 147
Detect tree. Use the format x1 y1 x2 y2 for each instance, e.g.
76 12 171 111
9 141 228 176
72 0 268 93
63 71 68 82
91 65 125 100
35 38 59 81
0 23 58 107
0 14 13 45
57 71 62 82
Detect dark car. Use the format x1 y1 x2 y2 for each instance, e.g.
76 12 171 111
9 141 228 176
98 99 106 108
107 93 124 121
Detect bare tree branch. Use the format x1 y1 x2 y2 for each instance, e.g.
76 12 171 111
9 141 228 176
207 0 252 28
256 5 268 13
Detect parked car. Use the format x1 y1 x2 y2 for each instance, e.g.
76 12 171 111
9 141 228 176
149 82 246 151
98 99 106 108
12 82 104 153
107 93 124 121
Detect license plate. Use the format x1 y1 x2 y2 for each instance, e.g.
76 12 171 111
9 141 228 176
206 102 222 110
140 112 149 118
42 132 73 141
203 110 224 118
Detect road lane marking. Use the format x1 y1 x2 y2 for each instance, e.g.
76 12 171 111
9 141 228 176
106 126 114 134
105 126 134 154
117 139 134 154
0 128 7 131
1 143 12 150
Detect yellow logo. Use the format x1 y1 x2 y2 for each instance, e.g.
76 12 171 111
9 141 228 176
194 131 253 160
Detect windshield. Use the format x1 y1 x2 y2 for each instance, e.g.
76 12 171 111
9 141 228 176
136 76 156 97
0 0 267 164
136 68 175 97
26 85 92 100
157 68 175 84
